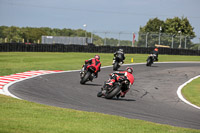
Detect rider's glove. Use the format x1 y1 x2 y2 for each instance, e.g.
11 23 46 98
109 73 115 78
118 77 124 81
125 80 129 84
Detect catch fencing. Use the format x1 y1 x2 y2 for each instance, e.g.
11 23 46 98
1 32 199 50
0 43 199 56
91 31 200 50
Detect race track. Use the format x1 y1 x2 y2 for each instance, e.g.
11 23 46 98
8 62 200 129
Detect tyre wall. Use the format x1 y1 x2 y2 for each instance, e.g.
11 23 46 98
0 43 199 55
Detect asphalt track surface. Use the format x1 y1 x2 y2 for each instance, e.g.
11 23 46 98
8 62 200 129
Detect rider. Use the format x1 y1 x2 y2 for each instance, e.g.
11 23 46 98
106 67 134 98
113 49 125 65
82 55 101 78
152 48 159 61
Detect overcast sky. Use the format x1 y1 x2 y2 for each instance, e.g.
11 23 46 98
0 0 200 39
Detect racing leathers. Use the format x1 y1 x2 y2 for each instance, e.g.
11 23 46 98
113 50 125 65
152 49 158 61
83 58 101 78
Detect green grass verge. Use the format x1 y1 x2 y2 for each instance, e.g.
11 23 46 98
0 52 199 76
0 52 200 133
182 77 200 107
1 94 200 133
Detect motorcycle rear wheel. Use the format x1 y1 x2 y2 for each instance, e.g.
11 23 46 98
113 62 119 71
146 58 152 66
80 71 91 84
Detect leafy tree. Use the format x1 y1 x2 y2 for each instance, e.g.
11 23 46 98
0 26 9 38
138 17 196 48
138 18 165 47
2 26 22 42
165 17 195 48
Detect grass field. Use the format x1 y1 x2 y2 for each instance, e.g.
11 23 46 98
0 52 200 133
182 77 200 107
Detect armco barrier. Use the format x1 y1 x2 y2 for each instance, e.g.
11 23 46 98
0 43 199 55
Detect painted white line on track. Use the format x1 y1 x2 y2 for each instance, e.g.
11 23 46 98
177 75 200 110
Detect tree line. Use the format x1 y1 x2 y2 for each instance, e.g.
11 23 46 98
0 16 199 49
0 26 91 43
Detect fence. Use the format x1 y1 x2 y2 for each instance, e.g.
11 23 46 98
91 31 200 50
0 43 199 55
1 31 199 50
41 36 92 45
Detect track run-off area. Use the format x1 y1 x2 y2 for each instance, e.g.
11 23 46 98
2 62 200 129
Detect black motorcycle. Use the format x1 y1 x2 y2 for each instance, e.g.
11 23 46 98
97 77 129 99
146 54 156 66
113 54 123 71
80 64 96 84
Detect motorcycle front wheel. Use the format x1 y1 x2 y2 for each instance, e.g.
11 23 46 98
105 84 121 99
97 92 103 97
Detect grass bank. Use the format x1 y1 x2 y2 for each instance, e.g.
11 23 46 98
0 52 199 76
182 77 200 107
0 52 200 133
1 94 200 133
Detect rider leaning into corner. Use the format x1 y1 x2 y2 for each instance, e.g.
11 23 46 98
113 49 126 64
106 67 134 98
81 55 101 78
152 47 159 61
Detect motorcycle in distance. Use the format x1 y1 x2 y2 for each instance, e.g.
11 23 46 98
113 54 123 71
97 76 130 99
146 54 156 66
80 64 96 84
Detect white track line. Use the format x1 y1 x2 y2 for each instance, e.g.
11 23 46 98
177 75 200 110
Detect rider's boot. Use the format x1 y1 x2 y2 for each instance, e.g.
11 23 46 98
112 59 115 65
120 91 126 97
116 92 121 99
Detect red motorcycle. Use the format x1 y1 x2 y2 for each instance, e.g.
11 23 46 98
80 64 96 84
97 77 130 99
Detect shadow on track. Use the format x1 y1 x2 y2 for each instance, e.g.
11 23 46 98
82 83 102 86
147 65 158 67
98 97 136 102
112 98 136 101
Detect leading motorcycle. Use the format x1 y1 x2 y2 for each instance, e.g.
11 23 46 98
146 54 156 66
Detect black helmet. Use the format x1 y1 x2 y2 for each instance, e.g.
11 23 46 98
119 49 123 52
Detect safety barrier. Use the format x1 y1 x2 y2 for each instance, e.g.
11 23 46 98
0 43 199 55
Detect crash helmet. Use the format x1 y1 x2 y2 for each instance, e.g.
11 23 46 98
94 55 100 60
154 48 158 51
126 67 133 74
119 49 123 52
